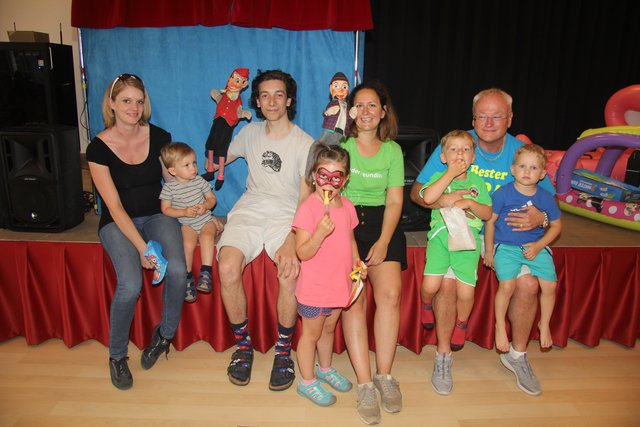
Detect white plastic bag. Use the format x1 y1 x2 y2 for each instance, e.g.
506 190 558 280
440 207 477 251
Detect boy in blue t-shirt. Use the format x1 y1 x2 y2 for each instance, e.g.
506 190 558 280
483 144 562 353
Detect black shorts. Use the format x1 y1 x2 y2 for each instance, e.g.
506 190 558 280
354 205 407 270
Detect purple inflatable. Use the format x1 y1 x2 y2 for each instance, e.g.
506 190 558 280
556 132 640 194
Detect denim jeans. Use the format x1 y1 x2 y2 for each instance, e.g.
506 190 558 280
99 213 186 360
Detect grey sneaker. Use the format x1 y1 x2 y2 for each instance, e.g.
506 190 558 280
431 352 453 395
357 383 381 425
373 374 402 413
500 353 541 396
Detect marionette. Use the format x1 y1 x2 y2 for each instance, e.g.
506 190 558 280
203 68 251 189
318 72 356 145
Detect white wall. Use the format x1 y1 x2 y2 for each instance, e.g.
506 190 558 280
0 0 89 151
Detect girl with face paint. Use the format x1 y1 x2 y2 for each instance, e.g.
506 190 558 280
291 143 365 407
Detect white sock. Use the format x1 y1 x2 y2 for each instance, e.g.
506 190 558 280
509 344 526 359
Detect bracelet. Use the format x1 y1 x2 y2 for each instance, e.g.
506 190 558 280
541 211 549 228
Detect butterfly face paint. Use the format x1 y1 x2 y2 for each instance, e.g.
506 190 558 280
316 167 346 189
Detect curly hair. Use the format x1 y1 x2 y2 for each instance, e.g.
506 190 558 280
250 69 297 120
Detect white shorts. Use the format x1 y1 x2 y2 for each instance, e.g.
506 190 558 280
444 264 531 280
216 193 296 263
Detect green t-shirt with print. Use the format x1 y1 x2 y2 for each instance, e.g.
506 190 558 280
341 137 405 206
419 171 491 233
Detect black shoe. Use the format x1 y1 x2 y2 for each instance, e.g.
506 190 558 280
227 349 254 386
109 357 133 390
141 325 170 370
269 356 295 391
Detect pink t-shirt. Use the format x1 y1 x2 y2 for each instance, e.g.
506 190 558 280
293 194 358 307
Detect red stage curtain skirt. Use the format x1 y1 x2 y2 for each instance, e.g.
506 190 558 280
1 241 639 352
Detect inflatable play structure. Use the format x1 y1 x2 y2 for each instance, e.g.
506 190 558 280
553 85 640 231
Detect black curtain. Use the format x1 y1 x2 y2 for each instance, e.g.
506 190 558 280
364 0 640 150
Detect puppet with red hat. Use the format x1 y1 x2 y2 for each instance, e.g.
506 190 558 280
203 68 252 189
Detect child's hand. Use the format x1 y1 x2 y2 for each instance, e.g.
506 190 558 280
445 158 468 178
453 198 471 210
192 203 205 215
315 214 335 239
184 206 198 218
452 199 477 219
483 252 495 269
521 242 542 260
350 260 367 281
359 261 368 280
212 217 224 235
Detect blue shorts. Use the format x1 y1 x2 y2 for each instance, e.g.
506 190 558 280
298 303 335 319
494 243 557 282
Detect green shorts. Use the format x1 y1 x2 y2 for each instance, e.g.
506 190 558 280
424 231 481 286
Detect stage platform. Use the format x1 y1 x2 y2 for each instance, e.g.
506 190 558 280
1 212 639 353
1 210 638 247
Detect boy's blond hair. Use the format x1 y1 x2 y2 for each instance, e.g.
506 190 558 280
513 143 547 168
160 142 195 169
440 129 476 152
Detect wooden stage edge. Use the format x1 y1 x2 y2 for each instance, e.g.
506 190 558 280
0 210 637 247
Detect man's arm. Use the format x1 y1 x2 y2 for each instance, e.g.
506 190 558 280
411 180 468 209
274 176 311 279
483 213 499 268
505 203 545 231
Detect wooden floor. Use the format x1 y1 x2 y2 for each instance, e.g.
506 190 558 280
0 338 639 427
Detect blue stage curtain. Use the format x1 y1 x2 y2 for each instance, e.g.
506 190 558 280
82 25 364 215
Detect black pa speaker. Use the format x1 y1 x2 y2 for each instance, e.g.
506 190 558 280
396 126 439 232
0 125 84 232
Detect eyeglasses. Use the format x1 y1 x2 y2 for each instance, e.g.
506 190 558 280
473 114 507 123
109 73 143 99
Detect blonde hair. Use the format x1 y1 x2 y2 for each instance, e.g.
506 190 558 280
101 74 151 128
513 143 547 168
472 88 513 115
160 142 195 169
440 129 476 152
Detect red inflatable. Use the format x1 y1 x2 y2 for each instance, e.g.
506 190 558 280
604 84 640 126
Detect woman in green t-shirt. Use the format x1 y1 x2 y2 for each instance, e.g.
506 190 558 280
340 81 406 422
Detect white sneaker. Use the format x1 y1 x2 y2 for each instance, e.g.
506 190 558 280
357 383 381 425
500 352 541 396
373 374 402 413
431 352 453 395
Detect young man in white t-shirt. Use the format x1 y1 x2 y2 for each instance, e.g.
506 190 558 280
213 69 313 391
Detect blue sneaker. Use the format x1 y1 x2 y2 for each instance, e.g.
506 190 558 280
316 365 353 392
297 379 336 406
197 270 212 293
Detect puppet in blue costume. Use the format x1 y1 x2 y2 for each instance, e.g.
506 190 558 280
317 72 356 145
203 68 251 190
